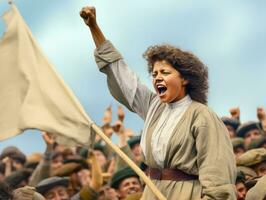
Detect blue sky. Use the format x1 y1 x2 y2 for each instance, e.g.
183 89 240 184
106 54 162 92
0 0 266 155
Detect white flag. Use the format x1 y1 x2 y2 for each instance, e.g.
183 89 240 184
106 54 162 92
0 5 95 147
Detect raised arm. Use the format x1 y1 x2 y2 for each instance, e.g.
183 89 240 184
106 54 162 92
80 6 106 48
79 6 156 120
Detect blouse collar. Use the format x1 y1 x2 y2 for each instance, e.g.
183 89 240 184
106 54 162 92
167 95 192 109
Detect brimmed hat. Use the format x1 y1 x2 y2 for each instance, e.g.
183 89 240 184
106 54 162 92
36 176 69 195
64 157 90 169
236 121 262 138
236 148 266 167
247 136 266 150
221 117 240 130
51 162 83 177
0 146 26 164
236 170 246 183
110 167 139 189
231 137 245 148
93 143 108 158
237 166 257 179
127 135 141 149
4 168 32 189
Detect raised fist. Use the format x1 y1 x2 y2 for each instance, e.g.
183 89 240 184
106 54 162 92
257 107 266 121
229 107 240 120
80 6 97 27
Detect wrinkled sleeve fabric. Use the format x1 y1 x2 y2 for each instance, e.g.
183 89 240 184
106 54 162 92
194 109 237 200
94 40 156 120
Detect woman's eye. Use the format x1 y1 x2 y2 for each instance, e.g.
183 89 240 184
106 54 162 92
162 71 170 75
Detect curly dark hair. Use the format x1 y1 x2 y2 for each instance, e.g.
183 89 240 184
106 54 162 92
143 44 209 104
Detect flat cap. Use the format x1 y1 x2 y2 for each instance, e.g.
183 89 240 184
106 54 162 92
110 167 139 189
236 121 262 138
221 117 240 130
36 176 69 195
236 148 266 167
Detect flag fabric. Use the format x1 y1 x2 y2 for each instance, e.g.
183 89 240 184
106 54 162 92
0 5 95 147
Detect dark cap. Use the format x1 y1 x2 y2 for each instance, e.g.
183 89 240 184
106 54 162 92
51 162 83 177
236 121 262 138
127 135 141 149
247 136 266 150
110 167 139 189
93 143 108 158
4 168 32 189
221 117 240 131
36 176 69 195
0 146 26 164
236 170 246 183
231 137 245 148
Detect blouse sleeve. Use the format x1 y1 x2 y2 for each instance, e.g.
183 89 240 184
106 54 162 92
94 40 156 120
194 109 237 200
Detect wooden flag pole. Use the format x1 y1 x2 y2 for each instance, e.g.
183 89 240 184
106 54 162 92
91 123 166 200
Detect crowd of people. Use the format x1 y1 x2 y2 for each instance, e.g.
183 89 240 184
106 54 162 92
0 105 266 200
0 4 266 200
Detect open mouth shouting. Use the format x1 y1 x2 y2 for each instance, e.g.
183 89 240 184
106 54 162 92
156 84 167 97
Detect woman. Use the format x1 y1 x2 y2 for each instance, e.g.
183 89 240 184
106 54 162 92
80 6 237 200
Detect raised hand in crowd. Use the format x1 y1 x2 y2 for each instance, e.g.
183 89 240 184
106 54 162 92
42 131 55 151
229 107 240 121
88 151 103 192
257 107 266 133
117 105 125 122
2 156 12 177
102 105 112 125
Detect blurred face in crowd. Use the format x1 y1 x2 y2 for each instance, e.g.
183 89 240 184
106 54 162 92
98 185 119 200
152 60 188 103
116 177 142 199
51 154 63 173
233 147 245 159
12 159 24 170
77 169 91 187
93 150 107 169
244 129 261 147
226 125 236 138
131 144 142 161
236 182 246 200
254 161 266 177
54 145 67 154
43 185 70 200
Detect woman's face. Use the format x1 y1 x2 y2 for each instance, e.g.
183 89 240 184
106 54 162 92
152 60 187 103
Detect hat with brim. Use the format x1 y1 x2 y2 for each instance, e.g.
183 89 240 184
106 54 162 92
36 176 69 195
127 135 141 149
221 117 240 130
247 136 266 150
237 166 257 179
236 121 262 138
231 137 245 148
93 143 108 158
51 162 83 177
236 148 266 167
0 146 26 164
4 169 32 189
110 167 139 189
